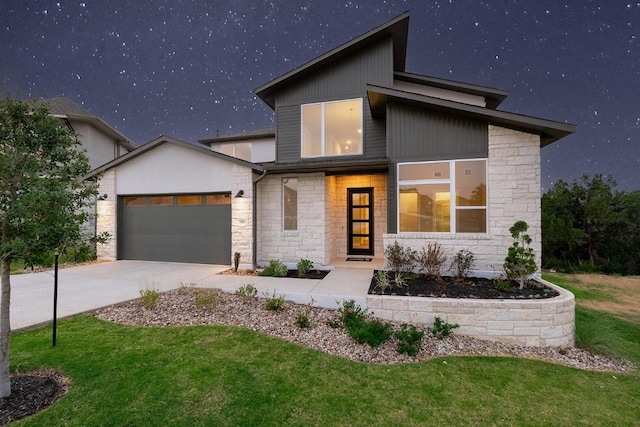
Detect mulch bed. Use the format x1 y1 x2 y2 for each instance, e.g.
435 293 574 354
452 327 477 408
368 271 559 299
220 268 330 280
0 370 70 425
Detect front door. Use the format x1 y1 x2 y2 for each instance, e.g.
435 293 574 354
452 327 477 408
347 188 374 256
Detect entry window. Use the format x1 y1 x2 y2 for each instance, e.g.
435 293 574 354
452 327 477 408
206 194 231 205
177 195 203 205
125 196 147 206
398 159 487 233
149 196 174 206
301 98 363 157
283 178 297 231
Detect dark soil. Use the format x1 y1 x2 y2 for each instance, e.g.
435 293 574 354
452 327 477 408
368 271 559 299
284 270 331 280
0 370 69 425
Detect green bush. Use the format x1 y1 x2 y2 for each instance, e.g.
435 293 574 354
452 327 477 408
329 299 369 330
384 241 416 273
296 258 314 277
139 289 161 309
294 298 315 329
349 319 393 347
429 316 459 339
504 220 537 290
236 284 258 299
450 249 475 281
374 270 391 293
263 291 286 311
395 323 424 356
260 259 288 277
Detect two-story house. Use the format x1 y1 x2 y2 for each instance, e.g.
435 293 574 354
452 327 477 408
91 12 574 275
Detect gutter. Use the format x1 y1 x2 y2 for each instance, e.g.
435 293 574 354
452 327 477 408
252 169 268 268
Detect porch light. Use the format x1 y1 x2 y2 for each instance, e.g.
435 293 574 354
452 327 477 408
234 190 244 198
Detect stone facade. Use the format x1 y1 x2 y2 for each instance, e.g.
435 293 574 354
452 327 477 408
95 169 117 261
383 125 542 277
368 279 575 347
231 165 255 269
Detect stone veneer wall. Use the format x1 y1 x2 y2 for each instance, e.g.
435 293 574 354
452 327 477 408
231 165 254 269
257 173 328 265
383 125 542 276
96 169 117 261
367 279 575 347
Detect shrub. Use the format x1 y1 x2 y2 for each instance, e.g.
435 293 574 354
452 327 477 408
260 259 288 277
329 299 370 329
395 323 424 356
504 220 537 290
139 289 161 309
450 249 475 281
233 252 241 272
374 270 391 293
294 298 315 329
393 272 408 288
349 319 393 347
297 258 314 278
384 241 416 273
194 289 219 309
416 242 447 279
263 291 286 311
236 284 258 299
429 316 459 339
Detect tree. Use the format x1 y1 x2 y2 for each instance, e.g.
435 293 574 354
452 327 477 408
0 98 97 397
504 221 537 290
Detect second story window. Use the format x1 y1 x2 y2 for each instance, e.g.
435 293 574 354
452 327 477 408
301 98 363 158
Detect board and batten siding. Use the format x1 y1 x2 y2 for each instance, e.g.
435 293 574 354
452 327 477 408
275 37 394 163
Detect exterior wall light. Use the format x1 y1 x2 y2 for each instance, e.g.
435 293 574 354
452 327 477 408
234 190 244 198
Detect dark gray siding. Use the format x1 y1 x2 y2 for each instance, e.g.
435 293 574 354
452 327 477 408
387 104 488 161
275 38 393 163
386 104 488 233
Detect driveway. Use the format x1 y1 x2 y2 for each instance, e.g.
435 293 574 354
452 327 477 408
10 261 228 330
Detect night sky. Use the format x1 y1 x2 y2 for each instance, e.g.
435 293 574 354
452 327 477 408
2 1 639 191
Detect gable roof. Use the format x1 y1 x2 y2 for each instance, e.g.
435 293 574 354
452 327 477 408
198 127 275 146
37 98 136 151
84 135 263 180
366 84 575 147
254 12 410 109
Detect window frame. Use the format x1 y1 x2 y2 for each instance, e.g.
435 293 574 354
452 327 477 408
396 159 488 234
300 98 363 158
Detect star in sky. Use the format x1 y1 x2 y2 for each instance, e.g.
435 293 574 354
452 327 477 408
1 1 639 191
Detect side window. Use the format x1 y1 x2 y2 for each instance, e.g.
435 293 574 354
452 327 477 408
283 178 298 231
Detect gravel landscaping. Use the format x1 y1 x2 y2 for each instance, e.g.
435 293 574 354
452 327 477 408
94 287 635 373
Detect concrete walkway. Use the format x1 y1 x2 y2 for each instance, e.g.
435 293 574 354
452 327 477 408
10 261 374 331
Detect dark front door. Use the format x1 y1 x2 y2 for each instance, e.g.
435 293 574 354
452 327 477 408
348 188 374 256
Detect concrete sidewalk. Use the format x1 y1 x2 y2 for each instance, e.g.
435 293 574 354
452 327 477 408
10 261 374 331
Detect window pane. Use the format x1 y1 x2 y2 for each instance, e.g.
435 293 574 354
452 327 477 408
325 99 362 156
351 193 369 206
283 178 297 230
399 184 450 232
206 194 231 205
177 195 203 205
352 208 369 220
352 222 369 235
149 196 173 206
301 104 322 157
456 209 486 233
125 196 146 206
399 162 449 180
235 143 252 162
456 160 486 206
352 236 369 250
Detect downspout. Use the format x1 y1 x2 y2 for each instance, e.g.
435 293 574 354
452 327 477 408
252 169 268 268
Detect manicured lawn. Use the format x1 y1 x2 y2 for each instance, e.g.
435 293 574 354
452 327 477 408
10 308 640 426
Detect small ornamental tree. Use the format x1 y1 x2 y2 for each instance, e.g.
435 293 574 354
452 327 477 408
504 220 537 290
0 98 99 397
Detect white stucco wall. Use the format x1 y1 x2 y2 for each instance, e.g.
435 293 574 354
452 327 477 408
116 143 233 194
384 125 542 277
71 120 122 170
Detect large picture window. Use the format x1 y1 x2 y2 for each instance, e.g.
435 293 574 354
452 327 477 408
301 98 363 157
398 160 487 233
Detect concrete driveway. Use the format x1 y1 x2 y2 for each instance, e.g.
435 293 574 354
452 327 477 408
10 261 228 330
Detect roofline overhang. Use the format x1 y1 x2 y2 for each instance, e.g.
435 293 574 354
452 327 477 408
261 158 389 175
198 130 275 146
84 135 263 180
55 113 136 150
366 85 575 147
393 71 509 109
254 12 410 109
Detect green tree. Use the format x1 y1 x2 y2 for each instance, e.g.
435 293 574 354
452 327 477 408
0 98 97 397
504 221 537 290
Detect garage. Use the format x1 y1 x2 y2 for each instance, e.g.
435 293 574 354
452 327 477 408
117 193 231 264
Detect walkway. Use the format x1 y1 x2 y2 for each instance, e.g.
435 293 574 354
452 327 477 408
10 260 375 331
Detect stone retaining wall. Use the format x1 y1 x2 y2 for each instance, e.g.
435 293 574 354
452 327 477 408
367 279 574 347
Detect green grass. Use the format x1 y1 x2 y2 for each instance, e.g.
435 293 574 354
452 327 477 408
9 314 640 426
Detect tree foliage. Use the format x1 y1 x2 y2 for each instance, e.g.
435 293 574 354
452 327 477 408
542 174 640 275
0 98 98 397
504 221 537 290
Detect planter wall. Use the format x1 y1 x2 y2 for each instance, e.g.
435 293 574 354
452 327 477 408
367 279 574 347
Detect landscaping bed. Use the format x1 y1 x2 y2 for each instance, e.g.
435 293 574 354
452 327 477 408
368 271 559 299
